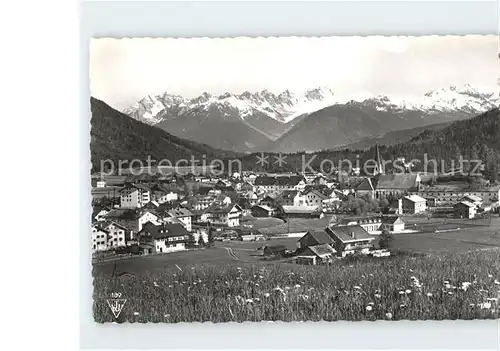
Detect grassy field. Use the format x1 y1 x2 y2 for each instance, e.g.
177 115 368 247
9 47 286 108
93 249 500 323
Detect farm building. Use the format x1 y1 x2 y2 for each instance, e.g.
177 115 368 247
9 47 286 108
136 221 190 254
381 216 405 233
402 195 427 214
297 229 336 249
251 205 275 217
325 225 375 257
296 244 336 265
454 201 476 219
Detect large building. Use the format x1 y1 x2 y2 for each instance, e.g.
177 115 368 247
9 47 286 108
254 175 306 192
136 222 190 254
374 173 421 199
410 185 500 207
402 195 427 214
119 183 151 208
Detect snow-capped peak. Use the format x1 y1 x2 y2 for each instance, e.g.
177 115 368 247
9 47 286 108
123 84 499 125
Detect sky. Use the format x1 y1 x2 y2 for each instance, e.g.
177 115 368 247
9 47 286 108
90 35 499 110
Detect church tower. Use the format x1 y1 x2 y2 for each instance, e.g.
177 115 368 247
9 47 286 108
375 143 384 175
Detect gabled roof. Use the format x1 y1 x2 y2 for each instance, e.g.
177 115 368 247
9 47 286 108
456 201 475 208
404 195 427 203
302 230 336 245
138 221 189 239
120 182 151 193
104 208 140 220
301 188 328 199
167 207 193 218
96 220 128 232
204 203 242 215
381 216 404 225
305 244 337 257
252 204 273 212
375 174 419 190
461 194 483 202
326 225 374 243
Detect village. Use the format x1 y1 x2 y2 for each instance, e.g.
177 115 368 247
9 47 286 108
91 154 500 268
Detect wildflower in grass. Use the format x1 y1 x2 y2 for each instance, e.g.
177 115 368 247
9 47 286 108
488 274 493 278
405 289 411 294
133 312 139 316
426 292 433 297
264 293 270 298
398 291 405 295
479 302 492 309
494 280 500 285
246 299 254 304
164 314 170 318
153 282 159 287
299 294 309 301
374 294 381 299
448 291 453 295
385 312 393 319
259 275 263 279
443 280 450 284
168 285 173 288
294 284 301 289
461 282 471 291
366 305 373 311
354 286 361 290
444 283 452 289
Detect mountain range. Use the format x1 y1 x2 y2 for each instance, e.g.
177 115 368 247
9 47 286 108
122 85 499 153
91 96 499 177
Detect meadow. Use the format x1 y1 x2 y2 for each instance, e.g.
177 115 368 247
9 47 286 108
93 249 500 323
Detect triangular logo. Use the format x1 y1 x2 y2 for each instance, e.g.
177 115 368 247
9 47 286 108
106 299 127 319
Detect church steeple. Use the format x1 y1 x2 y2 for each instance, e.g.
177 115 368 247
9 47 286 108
375 143 384 175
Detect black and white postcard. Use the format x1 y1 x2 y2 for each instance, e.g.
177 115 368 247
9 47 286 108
90 36 500 323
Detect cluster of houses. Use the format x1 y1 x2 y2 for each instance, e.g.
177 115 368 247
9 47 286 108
91 164 500 255
260 214 399 265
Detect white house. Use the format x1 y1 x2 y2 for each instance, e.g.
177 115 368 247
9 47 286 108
202 204 243 227
119 183 151 208
91 226 109 252
137 222 190 254
137 211 161 233
381 216 405 233
302 189 328 207
165 207 193 232
402 195 427 214
92 221 128 252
